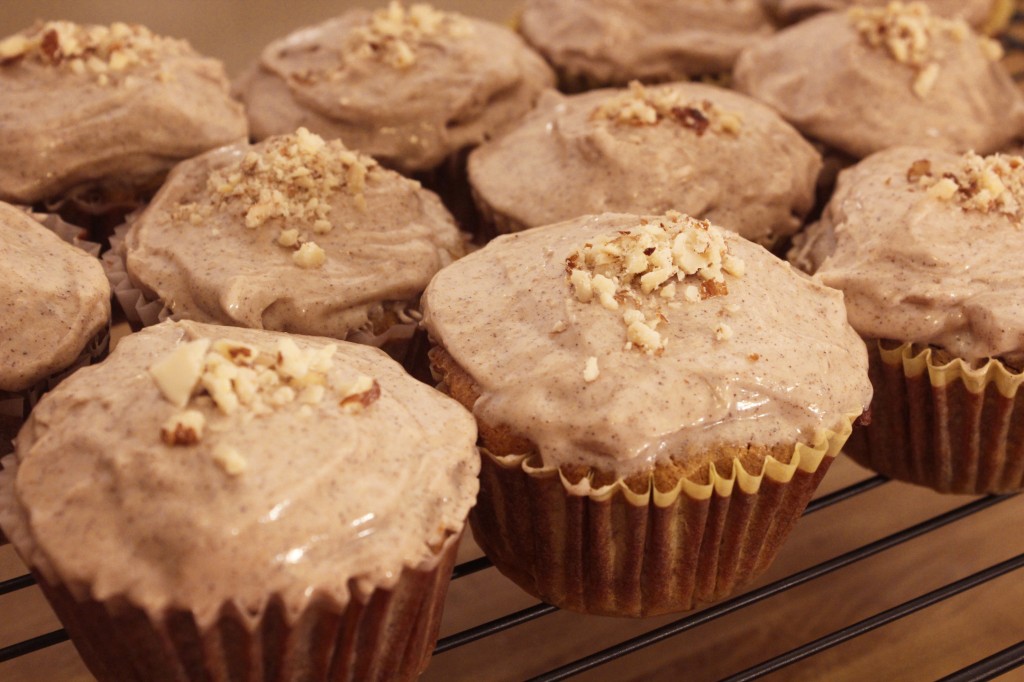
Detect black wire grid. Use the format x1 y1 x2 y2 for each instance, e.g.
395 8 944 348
2 475 1023 680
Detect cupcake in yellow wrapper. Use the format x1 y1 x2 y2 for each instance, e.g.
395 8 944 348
423 212 872 616
792 146 1024 494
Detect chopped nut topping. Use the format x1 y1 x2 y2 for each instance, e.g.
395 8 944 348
0 21 187 85
909 151 1024 218
566 212 745 353
338 375 382 412
848 2 995 99
592 81 743 136
349 2 472 69
149 338 212 408
212 444 247 476
160 410 205 446
715 323 734 341
190 128 378 268
583 356 600 382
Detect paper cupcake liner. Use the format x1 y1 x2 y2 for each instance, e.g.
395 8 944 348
468 416 857 617
844 340 1024 494
25 533 459 682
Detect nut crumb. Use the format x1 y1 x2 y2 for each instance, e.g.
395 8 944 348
715 323 734 341
910 151 1024 218
583 356 600 382
212 444 247 476
592 81 743 136
349 2 472 70
748 353 760 362
293 241 327 269
339 375 382 412
161 410 205 446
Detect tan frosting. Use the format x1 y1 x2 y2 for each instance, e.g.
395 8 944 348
733 6 1024 159
421 212 871 477
124 129 463 339
0 320 479 627
235 3 555 174
791 146 1024 364
764 0 996 28
519 0 775 85
0 21 248 205
0 202 110 393
468 82 822 247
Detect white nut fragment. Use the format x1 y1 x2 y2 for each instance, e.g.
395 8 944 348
212 444 247 476
715 323 734 341
160 409 206 446
339 375 381 412
149 339 212 408
293 241 327 269
627 319 664 352
278 228 300 247
583 356 600 382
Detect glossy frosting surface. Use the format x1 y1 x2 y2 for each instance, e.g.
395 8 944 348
791 146 1024 363
0 320 479 626
520 0 774 84
124 132 463 339
0 21 247 204
468 83 821 247
236 5 554 173
422 213 871 476
0 202 109 393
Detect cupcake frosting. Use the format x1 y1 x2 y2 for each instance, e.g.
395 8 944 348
468 82 821 247
0 20 248 205
519 0 775 85
791 146 1024 364
124 128 463 339
0 202 110 393
0 320 479 626
764 0 998 29
235 2 554 173
734 4 1024 158
422 212 871 476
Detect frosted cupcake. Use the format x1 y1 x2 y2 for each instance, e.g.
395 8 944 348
792 147 1024 493
0 20 247 228
423 211 871 615
0 320 479 680
468 81 821 248
735 3 1024 159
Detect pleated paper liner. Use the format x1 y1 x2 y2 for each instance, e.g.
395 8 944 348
844 339 1024 495
470 414 856 617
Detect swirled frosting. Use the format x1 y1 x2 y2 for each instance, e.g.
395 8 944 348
468 82 821 247
0 320 479 627
124 129 463 339
791 146 1024 364
0 202 109 393
0 20 247 205
422 212 871 477
235 3 554 174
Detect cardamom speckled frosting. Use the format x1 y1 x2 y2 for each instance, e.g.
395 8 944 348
422 212 872 478
519 0 775 86
0 20 247 206
468 82 821 247
0 202 109 393
235 2 554 174
0 320 479 627
764 0 998 29
734 4 1024 159
791 146 1024 365
123 128 463 339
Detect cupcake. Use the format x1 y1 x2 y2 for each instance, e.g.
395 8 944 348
519 0 775 91
111 127 463 363
0 201 110 457
763 0 1011 33
0 319 479 680
422 211 871 616
0 20 247 230
468 81 821 248
734 3 1024 159
791 147 1024 494
235 2 554 180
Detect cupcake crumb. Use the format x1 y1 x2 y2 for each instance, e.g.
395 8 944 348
592 81 743 135
583 356 600 382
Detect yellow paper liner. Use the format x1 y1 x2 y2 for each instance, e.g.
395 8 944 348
844 340 1024 494
469 414 858 617
29 533 458 682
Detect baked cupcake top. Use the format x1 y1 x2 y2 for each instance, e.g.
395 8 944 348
0 202 110 393
468 82 821 247
519 0 775 87
0 20 248 206
124 128 463 339
235 2 554 174
734 3 1024 159
763 0 1000 30
791 146 1024 365
422 212 871 477
0 320 479 626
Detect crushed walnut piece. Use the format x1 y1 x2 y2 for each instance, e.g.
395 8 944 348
583 356 600 383
0 20 185 85
349 1 472 69
909 151 1024 219
566 212 745 353
161 410 205 446
848 2 1000 99
179 128 378 269
592 81 743 136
